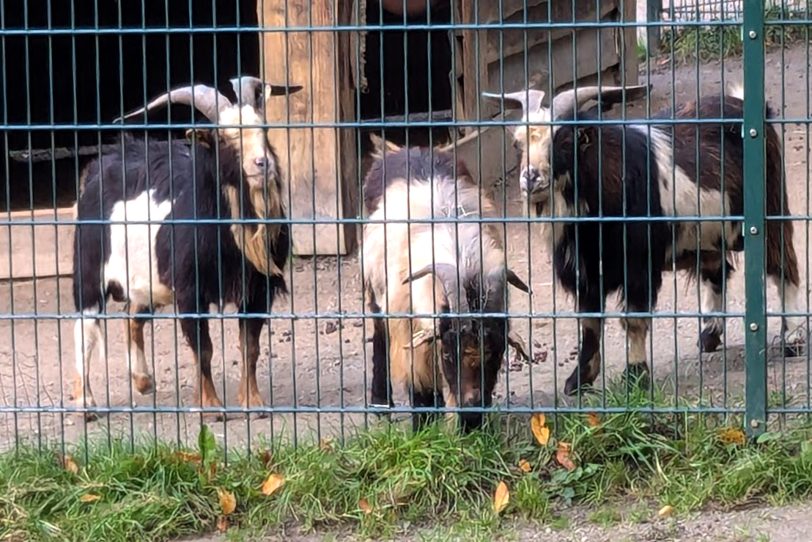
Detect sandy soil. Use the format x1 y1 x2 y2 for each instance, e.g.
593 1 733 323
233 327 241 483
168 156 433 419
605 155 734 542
1 44 811 452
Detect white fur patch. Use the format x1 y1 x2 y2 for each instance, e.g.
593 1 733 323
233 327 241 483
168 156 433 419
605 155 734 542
103 189 174 308
646 127 741 262
700 279 724 335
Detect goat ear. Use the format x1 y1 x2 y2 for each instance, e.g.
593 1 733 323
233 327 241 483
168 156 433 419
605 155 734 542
506 269 531 293
577 127 591 148
185 128 214 148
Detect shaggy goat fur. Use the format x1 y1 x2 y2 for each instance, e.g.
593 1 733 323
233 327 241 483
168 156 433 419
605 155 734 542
362 144 528 432
72 87 292 421
488 82 804 395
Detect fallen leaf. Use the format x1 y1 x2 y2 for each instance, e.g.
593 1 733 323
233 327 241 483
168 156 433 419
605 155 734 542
217 488 237 515
530 413 550 446
217 516 229 533
493 481 510 514
174 451 202 463
319 438 334 452
658 505 674 518
556 442 576 471
518 459 532 473
59 454 79 474
258 449 273 467
79 493 101 503
718 427 746 446
261 473 285 497
358 498 372 515
587 412 601 428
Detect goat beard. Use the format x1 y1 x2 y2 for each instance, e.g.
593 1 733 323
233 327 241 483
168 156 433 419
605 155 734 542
224 183 285 277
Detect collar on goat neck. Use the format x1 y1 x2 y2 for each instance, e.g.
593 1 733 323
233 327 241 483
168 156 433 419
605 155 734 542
223 181 284 277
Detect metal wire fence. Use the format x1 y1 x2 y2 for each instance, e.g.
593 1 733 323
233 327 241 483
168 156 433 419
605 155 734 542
0 0 810 453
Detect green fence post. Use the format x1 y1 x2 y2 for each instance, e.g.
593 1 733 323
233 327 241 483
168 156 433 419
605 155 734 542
743 0 767 438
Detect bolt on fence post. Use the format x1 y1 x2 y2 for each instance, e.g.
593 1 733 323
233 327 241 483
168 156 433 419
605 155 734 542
743 0 768 438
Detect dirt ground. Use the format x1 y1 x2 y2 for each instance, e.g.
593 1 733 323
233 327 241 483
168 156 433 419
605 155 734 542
183 501 812 541
1 44 812 452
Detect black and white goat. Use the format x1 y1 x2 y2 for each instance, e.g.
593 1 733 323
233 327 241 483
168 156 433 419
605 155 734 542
72 79 299 420
362 139 530 432
484 83 804 395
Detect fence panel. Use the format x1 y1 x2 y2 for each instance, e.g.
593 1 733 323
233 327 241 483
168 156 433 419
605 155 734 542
0 0 810 454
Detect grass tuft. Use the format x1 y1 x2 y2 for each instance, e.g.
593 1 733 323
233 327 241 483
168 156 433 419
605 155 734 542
656 5 812 65
3 378 812 540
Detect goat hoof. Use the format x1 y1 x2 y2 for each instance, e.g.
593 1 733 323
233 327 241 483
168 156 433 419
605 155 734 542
132 373 155 395
699 330 722 353
622 364 650 390
563 374 594 397
370 396 394 418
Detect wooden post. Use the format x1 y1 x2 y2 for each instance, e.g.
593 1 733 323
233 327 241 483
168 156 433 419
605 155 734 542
257 0 358 256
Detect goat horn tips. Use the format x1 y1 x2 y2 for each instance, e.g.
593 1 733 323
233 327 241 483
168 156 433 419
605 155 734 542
507 330 531 362
506 270 531 294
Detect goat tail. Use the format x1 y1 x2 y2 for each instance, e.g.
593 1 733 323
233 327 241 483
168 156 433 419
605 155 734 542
763 97 801 288
725 80 744 101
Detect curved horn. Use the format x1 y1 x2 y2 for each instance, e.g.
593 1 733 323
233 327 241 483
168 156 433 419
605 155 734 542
403 262 468 313
115 84 232 124
550 84 651 120
482 89 546 119
230 76 303 108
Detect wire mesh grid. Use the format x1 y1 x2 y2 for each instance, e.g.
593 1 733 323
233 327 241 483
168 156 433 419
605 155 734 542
0 0 810 454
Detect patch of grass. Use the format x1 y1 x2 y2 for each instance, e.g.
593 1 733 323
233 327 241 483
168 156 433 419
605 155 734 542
588 505 622 527
657 5 812 65
4 378 812 541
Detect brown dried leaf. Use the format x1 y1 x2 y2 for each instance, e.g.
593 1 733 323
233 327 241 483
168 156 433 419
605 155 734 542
493 481 510 514
556 442 576 471
261 473 285 497
217 488 237 515
358 498 372 515
530 413 550 446
518 459 532 473
258 449 273 468
319 438 334 452
79 493 101 503
217 516 229 533
718 427 746 446
586 412 601 428
174 451 202 463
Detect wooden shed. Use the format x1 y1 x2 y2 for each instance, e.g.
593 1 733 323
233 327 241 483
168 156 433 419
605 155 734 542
0 0 640 282
258 0 639 257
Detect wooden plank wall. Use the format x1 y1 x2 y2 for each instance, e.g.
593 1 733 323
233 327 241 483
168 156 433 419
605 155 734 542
456 0 639 122
447 0 639 193
257 0 358 257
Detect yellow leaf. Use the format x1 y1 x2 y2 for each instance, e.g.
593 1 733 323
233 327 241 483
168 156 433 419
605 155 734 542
60 454 79 474
530 413 550 446
556 442 576 472
217 516 229 532
320 438 334 452
658 505 674 518
358 498 372 515
80 493 101 503
261 473 285 497
587 412 601 428
518 459 532 473
217 488 237 515
718 427 746 446
493 481 510 514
